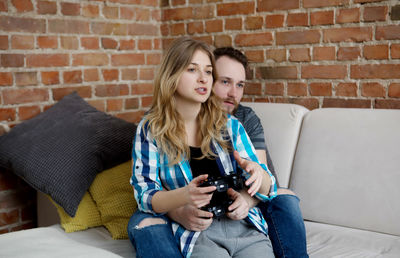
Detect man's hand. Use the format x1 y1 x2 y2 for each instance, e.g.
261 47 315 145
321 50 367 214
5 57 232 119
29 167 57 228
168 204 213 232
226 188 250 220
234 151 270 196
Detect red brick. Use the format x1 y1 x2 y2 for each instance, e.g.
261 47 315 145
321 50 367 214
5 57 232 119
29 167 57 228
206 20 223 33
95 84 129 97
52 87 92 101
338 46 361 60
187 22 204 34
81 37 99 50
391 44 400 59
128 23 157 36
287 13 308 27
0 16 46 33
60 36 79 50
302 65 346 79
309 82 332 96
84 69 99 82
217 2 254 16
354 0 385 3
11 0 33 12
61 2 80 16
163 7 192 20
102 6 118 19
63 70 82 84
323 98 371 108
364 6 387 22
289 48 310 62
324 27 372 43
37 0 57 14
0 72 12 86
116 110 145 123
19 106 40 121
102 69 119 81
146 53 161 65
244 83 262 95
225 18 242 30
41 71 59 85
91 22 127 36
37 36 57 49
119 39 135 50
266 14 284 28
49 19 89 34
3 88 49 104
288 82 307 96
1 54 24 67
311 11 334 25
0 35 8 50
137 39 151 50
139 68 154 80
0 0 8 12
363 45 388 60
235 33 273 46
259 66 297 79
101 38 118 49
120 6 135 19
27 54 68 67
351 64 400 79
375 99 400 109
376 25 400 40
276 30 320 45
11 35 34 49
82 4 99 18
337 8 360 23
389 83 400 98
193 5 215 19
257 0 299 11
135 7 151 21
0 210 19 226
171 23 185 35
121 68 138 81
264 83 283 96
141 96 152 108
313 46 335 61
266 49 286 62
361 82 385 97
304 0 348 8
336 83 357 97
111 53 145 66
172 0 185 5
106 99 123 112
245 50 264 63
0 108 16 122
125 98 139 110
15 72 37 86
245 16 263 30
131 83 153 95
72 53 108 66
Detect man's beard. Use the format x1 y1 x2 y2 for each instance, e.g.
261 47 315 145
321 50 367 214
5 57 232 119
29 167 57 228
224 98 239 114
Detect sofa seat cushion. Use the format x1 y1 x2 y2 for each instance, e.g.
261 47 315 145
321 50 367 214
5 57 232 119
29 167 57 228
306 221 400 257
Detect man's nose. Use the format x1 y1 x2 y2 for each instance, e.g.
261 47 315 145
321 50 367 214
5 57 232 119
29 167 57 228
228 85 237 98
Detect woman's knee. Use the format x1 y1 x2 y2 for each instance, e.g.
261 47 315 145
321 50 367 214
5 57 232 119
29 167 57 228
136 217 168 229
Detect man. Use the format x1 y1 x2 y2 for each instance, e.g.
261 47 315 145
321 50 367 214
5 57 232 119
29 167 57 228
128 47 308 258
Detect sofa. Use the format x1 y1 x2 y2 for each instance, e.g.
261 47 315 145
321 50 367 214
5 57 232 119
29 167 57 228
1 101 400 257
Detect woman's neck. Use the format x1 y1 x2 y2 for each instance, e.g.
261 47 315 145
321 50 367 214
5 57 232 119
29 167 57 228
175 101 202 147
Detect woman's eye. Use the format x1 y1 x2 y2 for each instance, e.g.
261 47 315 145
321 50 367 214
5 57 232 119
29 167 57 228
188 68 195 72
206 70 212 75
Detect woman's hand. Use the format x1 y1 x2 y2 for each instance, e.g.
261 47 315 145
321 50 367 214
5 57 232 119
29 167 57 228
185 174 216 208
234 150 269 196
226 188 249 220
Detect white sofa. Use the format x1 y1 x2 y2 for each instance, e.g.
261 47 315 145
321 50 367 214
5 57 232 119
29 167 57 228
1 102 400 257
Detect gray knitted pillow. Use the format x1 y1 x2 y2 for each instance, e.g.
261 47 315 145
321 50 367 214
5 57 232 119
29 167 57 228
0 92 136 217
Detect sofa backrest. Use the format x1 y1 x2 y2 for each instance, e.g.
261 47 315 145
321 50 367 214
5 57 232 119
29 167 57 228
242 102 308 188
290 108 400 236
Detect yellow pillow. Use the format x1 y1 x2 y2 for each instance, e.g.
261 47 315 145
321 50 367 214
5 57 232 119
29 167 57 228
50 192 102 232
89 161 137 239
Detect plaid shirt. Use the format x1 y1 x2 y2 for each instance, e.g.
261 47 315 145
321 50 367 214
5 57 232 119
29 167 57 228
131 114 277 258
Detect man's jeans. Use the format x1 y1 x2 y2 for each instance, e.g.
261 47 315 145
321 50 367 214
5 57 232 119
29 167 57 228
127 194 308 258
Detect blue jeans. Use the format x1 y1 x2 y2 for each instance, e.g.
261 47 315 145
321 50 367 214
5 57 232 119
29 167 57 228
257 193 309 258
127 210 183 258
128 194 308 258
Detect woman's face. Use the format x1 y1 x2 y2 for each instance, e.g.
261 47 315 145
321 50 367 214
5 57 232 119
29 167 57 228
174 49 213 107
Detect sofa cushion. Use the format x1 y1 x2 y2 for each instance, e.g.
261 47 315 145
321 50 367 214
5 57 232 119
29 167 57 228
0 92 137 217
291 108 400 236
242 102 309 188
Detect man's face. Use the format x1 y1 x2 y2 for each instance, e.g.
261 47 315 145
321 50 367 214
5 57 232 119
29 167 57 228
213 56 246 114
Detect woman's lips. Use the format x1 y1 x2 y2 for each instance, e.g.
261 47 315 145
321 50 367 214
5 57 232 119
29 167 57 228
195 87 208 95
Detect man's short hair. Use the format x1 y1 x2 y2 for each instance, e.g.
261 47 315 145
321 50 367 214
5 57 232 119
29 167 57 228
214 47 248 71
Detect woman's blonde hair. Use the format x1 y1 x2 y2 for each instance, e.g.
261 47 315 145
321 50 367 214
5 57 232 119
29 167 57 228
144 37 230 165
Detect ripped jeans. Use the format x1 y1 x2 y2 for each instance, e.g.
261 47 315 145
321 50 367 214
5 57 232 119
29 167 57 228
127 210 183 258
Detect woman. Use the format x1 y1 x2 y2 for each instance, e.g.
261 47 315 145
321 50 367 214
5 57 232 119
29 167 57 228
130 37 277 258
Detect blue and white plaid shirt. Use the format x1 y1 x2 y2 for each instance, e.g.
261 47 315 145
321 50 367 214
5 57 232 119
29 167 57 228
131 114 277 258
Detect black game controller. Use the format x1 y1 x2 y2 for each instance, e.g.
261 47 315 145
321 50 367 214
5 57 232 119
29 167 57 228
199 173 244 218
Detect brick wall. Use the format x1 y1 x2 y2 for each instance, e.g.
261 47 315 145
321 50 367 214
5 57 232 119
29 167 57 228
1 0 400 233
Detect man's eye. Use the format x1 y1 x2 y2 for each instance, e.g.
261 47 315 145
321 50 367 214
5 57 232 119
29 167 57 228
221 79 229 85
237 83 245 88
